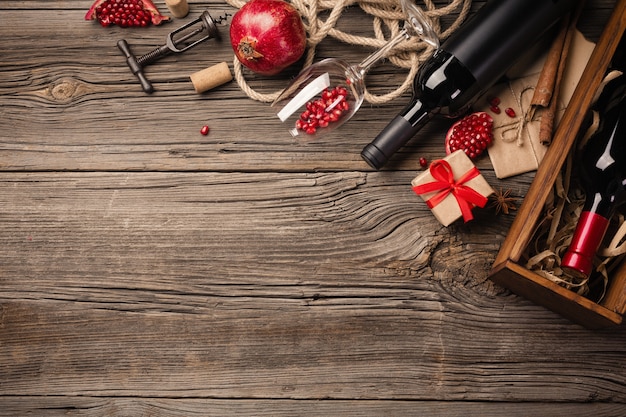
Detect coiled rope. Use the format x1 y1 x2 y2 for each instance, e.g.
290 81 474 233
224 0 472 103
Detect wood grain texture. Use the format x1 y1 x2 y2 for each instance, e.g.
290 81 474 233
1 0 625 415
2 398 626 417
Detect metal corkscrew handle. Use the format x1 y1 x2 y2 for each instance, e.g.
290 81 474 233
117 39 156 93
117 9 229 93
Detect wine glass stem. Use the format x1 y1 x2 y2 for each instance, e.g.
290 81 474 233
354 28 410 78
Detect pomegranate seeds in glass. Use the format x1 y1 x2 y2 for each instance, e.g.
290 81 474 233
294 86 351 136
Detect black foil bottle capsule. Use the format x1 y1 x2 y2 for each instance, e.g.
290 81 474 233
361 0 578 170
561 75 626 278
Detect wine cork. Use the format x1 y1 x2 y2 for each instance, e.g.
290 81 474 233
190 62 233 93
165 0 189 18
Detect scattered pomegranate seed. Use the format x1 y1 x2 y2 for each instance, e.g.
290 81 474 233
296 85 350 135
200 125 210 135
488 96 501 107
419 157 428 168
505 107 517 118
490 105 501 114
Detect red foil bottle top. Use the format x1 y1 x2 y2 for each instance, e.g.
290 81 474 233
561 211 611 277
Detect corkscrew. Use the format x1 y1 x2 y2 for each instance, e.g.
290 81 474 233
117 9 230 93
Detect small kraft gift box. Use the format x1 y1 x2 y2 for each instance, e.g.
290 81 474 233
412 150 494 227
489 0 626 329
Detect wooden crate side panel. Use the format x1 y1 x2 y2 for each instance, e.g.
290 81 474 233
603 260 626 314
491 261 622 329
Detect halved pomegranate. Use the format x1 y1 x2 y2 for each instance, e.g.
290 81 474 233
445 111 494 159
85 0 170 28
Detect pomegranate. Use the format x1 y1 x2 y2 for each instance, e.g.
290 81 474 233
230 0 306 76
445 111 494 159
85 0 170 28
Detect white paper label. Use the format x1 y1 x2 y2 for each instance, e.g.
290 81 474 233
277 72 331 122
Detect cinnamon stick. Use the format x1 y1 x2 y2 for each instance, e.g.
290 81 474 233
537 1 586 145
531 13 571 110
538 19 572 144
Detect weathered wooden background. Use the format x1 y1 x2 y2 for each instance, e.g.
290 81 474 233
1 0 625 415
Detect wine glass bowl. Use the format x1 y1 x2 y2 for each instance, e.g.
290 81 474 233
273 58 365 139
271 1 439 140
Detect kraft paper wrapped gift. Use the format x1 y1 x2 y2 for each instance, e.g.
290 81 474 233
411 150 494 227
483 30 595 179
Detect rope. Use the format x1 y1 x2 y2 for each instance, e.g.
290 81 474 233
225 0 472 103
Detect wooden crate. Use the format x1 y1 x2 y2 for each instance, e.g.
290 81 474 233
489 0 626 329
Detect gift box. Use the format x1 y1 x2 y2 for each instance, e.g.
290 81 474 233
489 0 626 329
411 150 494 227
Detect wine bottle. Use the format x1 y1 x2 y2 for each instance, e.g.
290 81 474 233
361 0 577 170
561 75 626 278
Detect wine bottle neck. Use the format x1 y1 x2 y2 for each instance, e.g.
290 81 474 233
582 192 617 219
561 211 611 278
361 99 432 169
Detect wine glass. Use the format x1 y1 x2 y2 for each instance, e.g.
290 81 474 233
271 0 439 139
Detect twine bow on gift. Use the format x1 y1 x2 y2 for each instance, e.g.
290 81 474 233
412 159 488 222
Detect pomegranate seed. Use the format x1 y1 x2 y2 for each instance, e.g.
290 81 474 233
505 107 517 118
295 85 350 134
200 125 210 135
490 105 501 114
419 157 428 168
488 96 501 107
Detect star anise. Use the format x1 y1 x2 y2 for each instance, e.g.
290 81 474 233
490 188 518 215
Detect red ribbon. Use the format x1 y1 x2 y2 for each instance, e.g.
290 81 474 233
412 159 488 223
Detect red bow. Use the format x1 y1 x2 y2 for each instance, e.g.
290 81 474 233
412 159 488 223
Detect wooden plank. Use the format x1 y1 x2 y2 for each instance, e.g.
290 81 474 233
1 172 626 402
2 286 626 401
0 6 464 171
0 3 612 172
0 7 443 172
0 171 503 290
1 397 625 417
